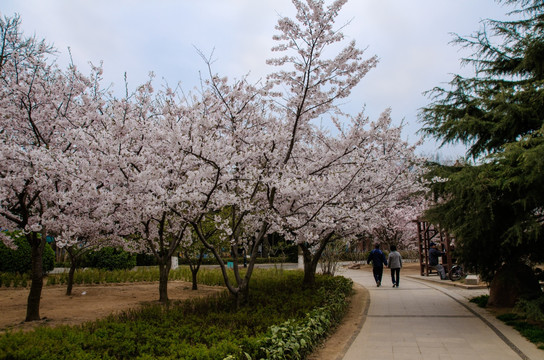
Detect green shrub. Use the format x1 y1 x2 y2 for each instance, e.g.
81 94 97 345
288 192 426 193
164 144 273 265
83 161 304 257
250 276 352 359
514 296 544 322
0 270 353 359
54 261 71 268
44 266 282 288
136 253 158 266
1 273 13 287
84 247 137 271
177 255 294 266
42 244 55 273
0 231 55 274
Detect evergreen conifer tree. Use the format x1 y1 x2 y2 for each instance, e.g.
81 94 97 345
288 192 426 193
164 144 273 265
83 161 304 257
420 0 544 306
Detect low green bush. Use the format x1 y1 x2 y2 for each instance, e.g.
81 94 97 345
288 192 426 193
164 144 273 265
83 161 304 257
5 265 258 288
0 231 55 274
41 266 229 287
253 276 352 359
514 296 544 322
399 249 419 260
136 253 158 266
83 247 137 271
0 270 353 359
177 255 293 266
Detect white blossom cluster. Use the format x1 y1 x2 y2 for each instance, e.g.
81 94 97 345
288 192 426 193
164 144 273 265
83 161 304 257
0 1 427 299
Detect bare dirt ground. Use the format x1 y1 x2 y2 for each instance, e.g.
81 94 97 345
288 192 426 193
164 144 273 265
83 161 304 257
0 264 422 359
0 281 225 333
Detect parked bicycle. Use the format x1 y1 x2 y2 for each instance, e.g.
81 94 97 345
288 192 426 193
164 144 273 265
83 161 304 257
448 264 466 281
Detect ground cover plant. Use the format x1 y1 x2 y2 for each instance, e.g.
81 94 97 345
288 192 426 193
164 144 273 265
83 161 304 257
499 296 544 350
471 294 544 351
0 269 353 359
497 313 544 350
469 295 489 308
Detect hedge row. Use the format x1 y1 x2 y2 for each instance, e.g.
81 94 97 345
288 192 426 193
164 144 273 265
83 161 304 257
177 255 294 266
2 265 300 288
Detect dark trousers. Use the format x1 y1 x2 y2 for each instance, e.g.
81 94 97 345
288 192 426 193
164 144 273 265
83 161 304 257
390 268 400 286
372 266 383 284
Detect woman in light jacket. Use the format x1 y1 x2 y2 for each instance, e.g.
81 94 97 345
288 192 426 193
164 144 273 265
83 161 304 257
387 245 402 288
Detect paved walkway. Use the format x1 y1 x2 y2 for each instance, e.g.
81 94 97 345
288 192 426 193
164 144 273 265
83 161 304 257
337 268 543 360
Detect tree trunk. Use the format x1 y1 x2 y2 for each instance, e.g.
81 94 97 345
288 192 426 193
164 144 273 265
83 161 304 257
191 269 198 290
26 233 45 321
66 263 76 296
190 219 269 309
488 262 542 308
158 257 171 304
300 234 334 287
239 280 250 306
262 235 270 258
187 249 204 291
66 248 79 296
302 248 318 287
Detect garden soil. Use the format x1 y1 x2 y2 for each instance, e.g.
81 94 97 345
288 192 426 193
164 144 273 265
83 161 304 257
0 264 421 360
0 281 225 333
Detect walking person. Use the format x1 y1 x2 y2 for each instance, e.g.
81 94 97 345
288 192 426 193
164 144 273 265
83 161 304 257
367 243 387 287
387 244 402 287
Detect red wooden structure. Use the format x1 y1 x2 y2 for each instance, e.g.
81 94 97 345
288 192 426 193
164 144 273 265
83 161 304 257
415 220 454 276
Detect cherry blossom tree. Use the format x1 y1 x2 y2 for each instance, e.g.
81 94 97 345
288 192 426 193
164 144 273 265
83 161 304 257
277 110 424 285
261 0 425 285
184 68 280 307
38 65 131 297
187 0 426 295
83 78 202 304
1 0 429 316
369 198 426 251
0 14 108 320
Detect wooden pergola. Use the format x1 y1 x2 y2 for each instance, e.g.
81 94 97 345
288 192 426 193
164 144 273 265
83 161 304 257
414 220 454 276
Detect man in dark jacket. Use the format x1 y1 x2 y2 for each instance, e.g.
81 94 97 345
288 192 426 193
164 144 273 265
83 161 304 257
367 243 387 287
429 242 447 280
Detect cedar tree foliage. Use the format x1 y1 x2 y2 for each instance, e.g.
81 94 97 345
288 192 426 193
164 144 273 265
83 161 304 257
420 0 544 284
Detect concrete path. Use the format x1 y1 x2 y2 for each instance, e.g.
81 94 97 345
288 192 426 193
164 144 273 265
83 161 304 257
338 268 543 360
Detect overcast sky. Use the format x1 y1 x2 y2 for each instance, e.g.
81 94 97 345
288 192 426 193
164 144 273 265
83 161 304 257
2 0 516 159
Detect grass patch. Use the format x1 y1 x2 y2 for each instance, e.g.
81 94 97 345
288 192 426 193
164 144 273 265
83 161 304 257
469 295 489 308
497 313 544 350
480 295 544 351
0 269 352 359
